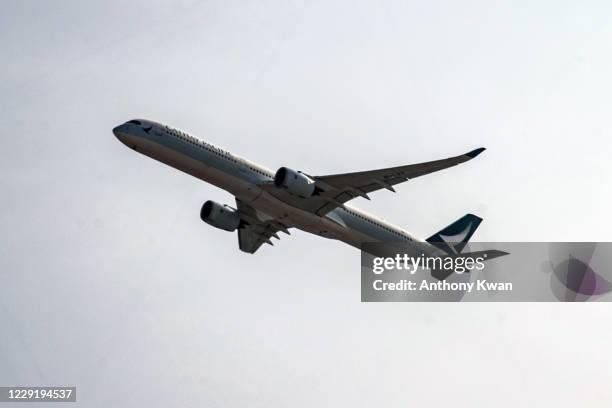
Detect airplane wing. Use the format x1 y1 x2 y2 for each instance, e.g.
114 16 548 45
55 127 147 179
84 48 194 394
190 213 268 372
260 147 486 216
235 199 291 253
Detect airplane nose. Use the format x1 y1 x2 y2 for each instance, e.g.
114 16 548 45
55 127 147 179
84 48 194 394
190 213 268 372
113 123 129 140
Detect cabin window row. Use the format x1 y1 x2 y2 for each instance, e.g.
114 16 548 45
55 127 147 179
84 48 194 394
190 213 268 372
344 209 410 240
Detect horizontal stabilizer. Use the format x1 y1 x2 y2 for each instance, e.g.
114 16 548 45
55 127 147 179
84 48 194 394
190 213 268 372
431 250 510 280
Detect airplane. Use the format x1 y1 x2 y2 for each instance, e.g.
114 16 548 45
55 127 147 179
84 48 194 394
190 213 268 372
113 119 505 278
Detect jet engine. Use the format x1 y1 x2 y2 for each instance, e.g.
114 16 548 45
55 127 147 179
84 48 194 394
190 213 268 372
200 200 241 232
274 167 317 197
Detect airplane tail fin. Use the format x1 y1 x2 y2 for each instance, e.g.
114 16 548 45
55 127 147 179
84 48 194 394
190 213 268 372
426 213 482 255
426 214 511 280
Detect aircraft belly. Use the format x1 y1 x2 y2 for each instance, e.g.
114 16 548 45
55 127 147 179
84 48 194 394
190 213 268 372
248 191 340 236
126 134 260 201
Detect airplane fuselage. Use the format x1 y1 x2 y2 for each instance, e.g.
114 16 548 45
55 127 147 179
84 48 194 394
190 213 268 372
113 119 435 254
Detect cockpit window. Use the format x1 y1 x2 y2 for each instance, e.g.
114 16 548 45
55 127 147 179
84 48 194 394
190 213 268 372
128 120 141 125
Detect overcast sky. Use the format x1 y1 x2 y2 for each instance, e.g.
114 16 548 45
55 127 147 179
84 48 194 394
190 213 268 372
1 0 612 406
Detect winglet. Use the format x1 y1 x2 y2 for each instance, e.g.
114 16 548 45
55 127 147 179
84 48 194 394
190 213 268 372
465 147 486 158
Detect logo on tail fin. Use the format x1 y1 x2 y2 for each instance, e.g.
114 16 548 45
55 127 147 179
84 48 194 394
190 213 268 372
426 214 482 255
438 221 474 254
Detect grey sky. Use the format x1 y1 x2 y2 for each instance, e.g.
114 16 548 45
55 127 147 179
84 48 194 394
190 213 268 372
1 0 611 406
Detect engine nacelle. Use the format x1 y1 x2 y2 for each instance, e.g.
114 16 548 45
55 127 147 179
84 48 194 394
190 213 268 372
200 200 241 232
274 167 316 197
